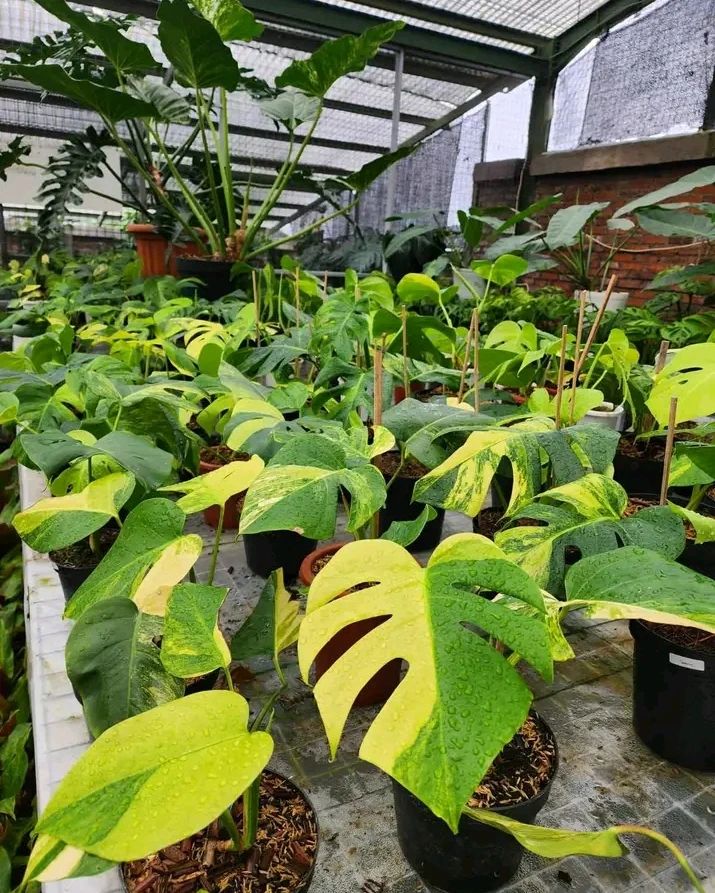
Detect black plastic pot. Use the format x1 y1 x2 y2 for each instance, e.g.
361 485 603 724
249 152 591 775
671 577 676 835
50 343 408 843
176 257 235 301
52 562 95 602
613 447 663 495
243 530 317 580
630 620 715 770
392 724 557 892
378 474 445 553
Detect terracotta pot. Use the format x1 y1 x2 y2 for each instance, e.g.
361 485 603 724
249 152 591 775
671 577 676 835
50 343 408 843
299 542 402 708
126 223 195 277
199 458 241 529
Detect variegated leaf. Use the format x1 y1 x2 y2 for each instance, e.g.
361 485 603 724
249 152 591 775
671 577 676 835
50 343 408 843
161 583 231 678
160 456 264 513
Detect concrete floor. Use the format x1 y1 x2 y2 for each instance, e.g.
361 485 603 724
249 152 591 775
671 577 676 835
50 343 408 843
188 512 715 893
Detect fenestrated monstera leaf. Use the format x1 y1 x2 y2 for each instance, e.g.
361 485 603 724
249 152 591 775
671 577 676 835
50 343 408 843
161 584 230 679
565 546 715 633
231 570 301 682
64 499 203 620
301 423 395 465
65 598 184 737
160 456 264 513
13 472 134 552
496 474 685 594
239 435 386 539
26 691 272 875
647 343 715 425
298 534 553 831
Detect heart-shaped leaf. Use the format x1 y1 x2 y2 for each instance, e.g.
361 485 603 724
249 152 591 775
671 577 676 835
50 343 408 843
158 0 240 89
160 456 264 513
161 583 230 678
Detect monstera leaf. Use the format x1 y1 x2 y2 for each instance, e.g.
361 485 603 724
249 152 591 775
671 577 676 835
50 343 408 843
161 584 230 678
669 442 715 487
64 499 203 620
66 599 183 737
647 343 715 425
239 435 386 539
224 399 285 453
496 475 685 593
24 691 272 882
13 472 134 552
231 571 301 681
565 546 715 632
160 456 264 513
298 534 553 830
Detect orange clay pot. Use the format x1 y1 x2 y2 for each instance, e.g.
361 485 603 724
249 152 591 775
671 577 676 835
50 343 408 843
127 223 196 277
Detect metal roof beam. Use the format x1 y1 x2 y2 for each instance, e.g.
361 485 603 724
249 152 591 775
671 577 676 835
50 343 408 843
550 0 657 69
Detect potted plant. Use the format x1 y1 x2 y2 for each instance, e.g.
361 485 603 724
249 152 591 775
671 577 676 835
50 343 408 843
297 534 714 891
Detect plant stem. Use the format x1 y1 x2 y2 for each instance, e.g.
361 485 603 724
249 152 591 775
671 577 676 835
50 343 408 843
220 808 243 852
401 304 409 397
245 199 359 260
569 290 587 425
554 324 569 429
616 826 705 893
208 504 225 586
240 778 260 852
457 311 475 403
472 309 480 415
222 664 235 691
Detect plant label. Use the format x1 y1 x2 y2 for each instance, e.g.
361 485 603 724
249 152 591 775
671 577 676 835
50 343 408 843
669 653 705 672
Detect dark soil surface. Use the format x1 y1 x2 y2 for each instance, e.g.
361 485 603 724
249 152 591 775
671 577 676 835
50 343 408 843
49 527 119 569
646 622 715 654
123 772 318 893
468 714 557 810
373 451 428 480
415 384 457 402
474 508 507 540
200 445 250 467
623 495 715 543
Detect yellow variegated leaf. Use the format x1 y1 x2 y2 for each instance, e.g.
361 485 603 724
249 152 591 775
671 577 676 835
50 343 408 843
162 583 230 678
668 502 715 544
225 398 283 452
24 835 115 885
132 536 204 616
161 456 264 514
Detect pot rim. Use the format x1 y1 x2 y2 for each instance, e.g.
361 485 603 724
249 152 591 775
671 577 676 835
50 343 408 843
585 403 624 417
299 541 346 586
629 618 715 659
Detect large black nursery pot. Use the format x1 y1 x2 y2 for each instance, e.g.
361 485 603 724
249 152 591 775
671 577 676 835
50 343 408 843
613 448 664 496
243 530 317 581
52 562 94 602
176 257 235 301
630 620 715 770
392 720 558 893
378 475 445 553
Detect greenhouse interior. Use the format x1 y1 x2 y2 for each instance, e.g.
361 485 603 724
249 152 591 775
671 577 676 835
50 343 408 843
1 0 715 891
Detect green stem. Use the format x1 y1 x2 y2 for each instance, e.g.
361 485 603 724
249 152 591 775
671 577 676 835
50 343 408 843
240 778 260 851
220 808 243 852
195 87 226 244
222 664 235 691
207 503 225 586
244 199 359 261
617 826 705 893
687 484 708 511
218 88 237 235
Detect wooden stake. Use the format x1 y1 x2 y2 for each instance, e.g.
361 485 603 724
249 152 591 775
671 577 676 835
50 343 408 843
655 339 670 374
323 270 328 300
401 304 410 398
252 269 261 346
457 310 476 403
373 342 384 428
554 324 569 430
568 289 588 425
574 274 619 381
659 396 679 506
472 309 480 414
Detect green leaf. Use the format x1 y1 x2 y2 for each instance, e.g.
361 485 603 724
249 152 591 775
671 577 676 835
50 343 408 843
0 724 31 808
636 208 715 240
157 0 240 89
128 79 192 124
259 92 321 130
383 225 436 260
646 343 715 425
276 21 404 97
239 435 386 539
497 474 685 594
668 503 715 544
458 210 483 248
161 583 230 678
160 456 264 513
380 504 437 547
66 599 183 737
566 546 715 632
6 65 155 121
34 0 157 71
471 254 529 287
396 273 440 305
64 498 203 620
0 394 18 425
614 166 715 218
0 848 10 893
298 534 552 831
527 387 604 424
231 570 301 675
13 472 135 553
33 691 273 863
189 0 263 40
0 137 30 182
342 144 416 192
669 442 715 487
544 203 609 249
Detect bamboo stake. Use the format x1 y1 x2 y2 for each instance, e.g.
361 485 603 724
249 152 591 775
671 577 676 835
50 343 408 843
323 270 328 300
568 289 588 425
574 274 619 380
554 324 569 430
252 269 260 346
457 310 476 403
401 304 410 398
655 339 670 374
659 396 679 506
373 342 384 428
472 309 480 414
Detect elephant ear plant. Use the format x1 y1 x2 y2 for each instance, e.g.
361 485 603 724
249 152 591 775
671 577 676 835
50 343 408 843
298 534 712 892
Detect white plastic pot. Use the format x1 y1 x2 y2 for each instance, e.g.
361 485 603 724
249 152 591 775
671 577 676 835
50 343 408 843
578 402 626 432
578 290 629 312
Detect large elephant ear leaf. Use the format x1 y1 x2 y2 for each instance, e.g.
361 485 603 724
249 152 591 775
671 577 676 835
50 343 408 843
189 0 263 40
497 474 685 594
275 21 404 97
160 456 264 513
647 343 715 425
298 533 553 831
565 546 715 633
31 692 273 866
64 499 203 620
231 570 301 681
161 583 230 679
14 471 134 552
65 598 184 738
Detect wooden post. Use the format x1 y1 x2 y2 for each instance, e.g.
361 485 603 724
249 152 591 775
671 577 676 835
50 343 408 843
323 270 328 300
568 290 587 425
659 396 679 506
554 324 568 430
457 310 476 403
472 310 480 414
655 339 671 374
574 274 618 381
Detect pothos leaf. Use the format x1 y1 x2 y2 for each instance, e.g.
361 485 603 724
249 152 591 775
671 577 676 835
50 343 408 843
161 583 231 678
